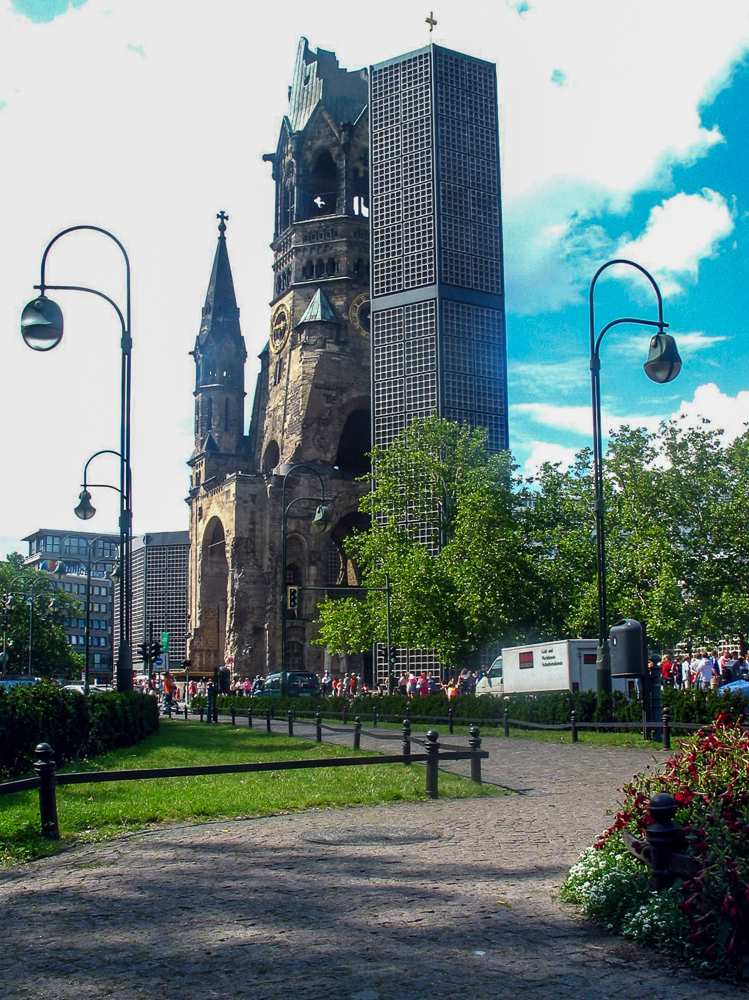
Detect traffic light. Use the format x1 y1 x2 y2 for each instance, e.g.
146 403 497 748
389 645 398 666
137 642 149 663
150 640 163 661
287 586 299 610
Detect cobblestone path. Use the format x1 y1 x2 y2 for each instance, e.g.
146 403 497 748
0 724 743 999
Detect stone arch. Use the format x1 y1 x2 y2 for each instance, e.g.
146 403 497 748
303 260 314 280
326 257 336 276
263 440 280 473
330 510 370 586
335 408 371 478
315 258 325 278
199 516 228 667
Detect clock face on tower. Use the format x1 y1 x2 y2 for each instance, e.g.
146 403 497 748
349 292 371 338
270 303 291 353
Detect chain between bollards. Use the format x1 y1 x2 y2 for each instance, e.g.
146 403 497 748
34 743 59 839
425 729 440 799
354 716 362 750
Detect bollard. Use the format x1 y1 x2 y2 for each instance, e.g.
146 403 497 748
167 702 172 719
402 718 411 765
288 710 294 737
213 699 219 724
206 684 214 725
468 726 483 784
316 708 322 743
354 716 362 750
642 706 649 742
662 706 671 751
266 709 271 733
373 708 378 728
644 792 682 890
248 706 253 728
425 730 440 799
199 707 204 723
343 705 349 725
184 705 188 721
448 708 454 735
405 703 411 719
504 707 510 738
571 710 578 743
231 706 236 726
34 743 59 839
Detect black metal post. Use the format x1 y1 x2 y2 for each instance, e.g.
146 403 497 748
248 706 253 728
402 718 411 765
644 792 682 890
662 706 671 751
316 708 322 742
231 706 236 726
184 705 188 721
206 683 213 725
354 716 362 750
504 707 510 738
34 743 59 839
288 710 294 737
468 726 482 784
343 704 349 725
373 708 378 727
266 709 271 733
199 707 204 723
448 708 454 735
571 710 578 743
425 730 440 799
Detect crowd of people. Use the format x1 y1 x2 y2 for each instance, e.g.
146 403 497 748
658 649 747 690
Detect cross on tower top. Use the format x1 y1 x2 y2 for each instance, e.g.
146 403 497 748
425 11 437 32
217 210 229 235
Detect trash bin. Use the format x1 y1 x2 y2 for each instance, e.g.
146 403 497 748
610 619 645 676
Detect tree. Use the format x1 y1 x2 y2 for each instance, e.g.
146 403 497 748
315 416 540 667
0 558 83 678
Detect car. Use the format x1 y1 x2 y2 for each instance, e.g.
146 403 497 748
0 675 41 691
259 671 321 697
475 657 503 697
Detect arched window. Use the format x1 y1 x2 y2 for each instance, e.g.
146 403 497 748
303 260 314 280
286 641 304 670
315 258 325 278
307 150 338 217
326 257 336 276
335 409 371 477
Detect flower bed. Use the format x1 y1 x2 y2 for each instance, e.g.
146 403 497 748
561 716 749 980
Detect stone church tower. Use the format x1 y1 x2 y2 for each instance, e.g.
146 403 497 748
187 39 371 679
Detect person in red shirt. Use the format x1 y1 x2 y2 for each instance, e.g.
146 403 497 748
660 655 675 688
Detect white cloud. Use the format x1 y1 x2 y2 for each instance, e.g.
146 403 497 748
522 441 578 476
671 382 749 443
609 329 728 361
616 190 735 295
512 401 661 437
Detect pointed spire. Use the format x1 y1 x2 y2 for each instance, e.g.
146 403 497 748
298 288 339 325
199 211 241 346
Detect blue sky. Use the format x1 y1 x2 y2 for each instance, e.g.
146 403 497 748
0 0 748 558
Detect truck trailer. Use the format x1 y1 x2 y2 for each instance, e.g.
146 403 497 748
500 639 630 696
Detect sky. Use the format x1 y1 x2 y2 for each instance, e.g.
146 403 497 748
1 0 748 559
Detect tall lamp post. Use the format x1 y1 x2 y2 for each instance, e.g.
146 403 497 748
589 258 682 694
280 464 332 695
21 226 134 693
56 533 117 695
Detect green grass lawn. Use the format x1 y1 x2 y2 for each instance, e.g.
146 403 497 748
0 720 496 867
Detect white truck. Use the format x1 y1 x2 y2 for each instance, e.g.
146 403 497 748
494 639 630 696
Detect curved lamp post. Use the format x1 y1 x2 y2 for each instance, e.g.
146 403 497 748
4 574 59 675
589 258 682 694
56 533 118 694
21 227 134 693
280 464 332 695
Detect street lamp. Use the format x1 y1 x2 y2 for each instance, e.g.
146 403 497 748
56 533 117 694
589 258 681 695
280 464 332 695
21 226 134 693
4 575 58 675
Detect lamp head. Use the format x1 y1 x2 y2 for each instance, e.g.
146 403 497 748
312 504 332 533
110 560 121 583
48 598 60 613
74 489 96 520
644 332 681 384
20 295 64 352
5 595 16 611
52 560 67 581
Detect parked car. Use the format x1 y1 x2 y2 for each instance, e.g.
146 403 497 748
0 675 41 691
259 671 321 697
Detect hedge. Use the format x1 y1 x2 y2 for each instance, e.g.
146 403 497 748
191 687 747 729
0 684 159 780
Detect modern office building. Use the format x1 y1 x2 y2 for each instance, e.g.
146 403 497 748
369 43 507 455
23 528 118 684
130 531 189 670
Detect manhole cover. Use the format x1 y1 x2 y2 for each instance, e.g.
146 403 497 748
301 826 442 846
